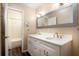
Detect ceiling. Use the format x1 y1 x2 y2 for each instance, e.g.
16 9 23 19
24 3 44 8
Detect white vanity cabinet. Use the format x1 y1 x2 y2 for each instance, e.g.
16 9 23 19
28 36 72 56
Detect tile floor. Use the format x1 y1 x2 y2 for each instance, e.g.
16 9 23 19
9 47 31 56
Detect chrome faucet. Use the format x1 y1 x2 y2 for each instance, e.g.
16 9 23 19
55 33 63 39
54 32 59 38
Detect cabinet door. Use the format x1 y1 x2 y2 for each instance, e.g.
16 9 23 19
40 44 59 56
32 45 41 56
39 44 47 56
45 47 59 56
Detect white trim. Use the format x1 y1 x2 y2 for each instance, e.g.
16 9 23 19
4 3 9 56
21 9 25 53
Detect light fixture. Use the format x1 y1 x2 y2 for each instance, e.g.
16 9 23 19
53 3 64 6
63 3 71 6
36 11 45 18
36 14 40 18
53 3 60 6
57 3 71 6
39 11 45 16
60 3 64 6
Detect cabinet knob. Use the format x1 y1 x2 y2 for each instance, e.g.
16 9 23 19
44 50 45 55
46 52 48 56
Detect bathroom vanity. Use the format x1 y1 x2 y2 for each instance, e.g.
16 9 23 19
28 33 72 56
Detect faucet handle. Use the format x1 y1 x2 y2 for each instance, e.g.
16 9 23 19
53 32 59 38
60 35 62 39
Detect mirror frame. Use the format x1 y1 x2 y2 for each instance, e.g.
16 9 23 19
36 3 77 28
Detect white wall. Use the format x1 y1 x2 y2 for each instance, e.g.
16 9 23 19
19 4 37 51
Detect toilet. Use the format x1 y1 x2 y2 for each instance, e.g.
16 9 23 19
8 38 22 49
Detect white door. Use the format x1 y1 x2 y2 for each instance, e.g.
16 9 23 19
5 5 24 56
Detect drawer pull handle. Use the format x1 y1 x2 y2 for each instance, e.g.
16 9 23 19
46 52 48 56
44 50 45 55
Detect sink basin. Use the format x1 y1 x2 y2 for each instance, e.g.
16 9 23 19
46 37 54 40
46 35 72 41
46 37 63 40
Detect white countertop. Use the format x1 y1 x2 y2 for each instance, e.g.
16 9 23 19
29 34 72 46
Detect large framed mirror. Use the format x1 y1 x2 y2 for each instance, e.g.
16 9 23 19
36 3 77 28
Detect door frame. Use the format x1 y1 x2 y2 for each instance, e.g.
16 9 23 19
1 3 6 56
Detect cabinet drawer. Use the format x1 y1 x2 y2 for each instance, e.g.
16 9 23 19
29 37 41 44
29 37 38 42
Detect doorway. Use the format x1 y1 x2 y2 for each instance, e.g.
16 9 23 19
4 4 24 56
